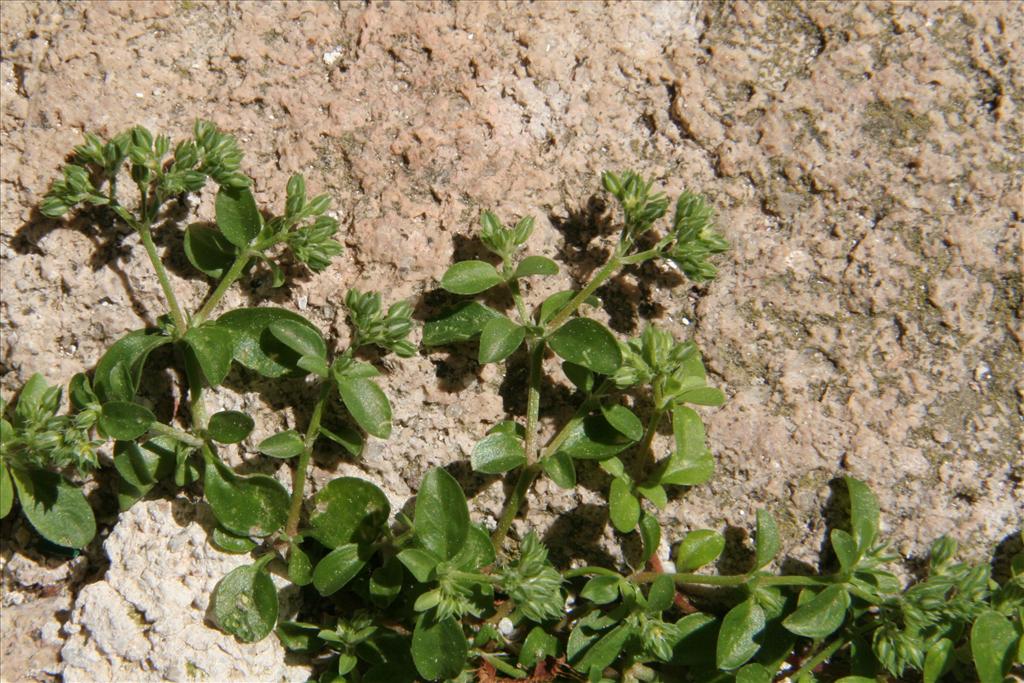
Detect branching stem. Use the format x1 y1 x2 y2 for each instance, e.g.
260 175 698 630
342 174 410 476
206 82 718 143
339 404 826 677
193 251 252 326
285 382 331 537
137 222 188 333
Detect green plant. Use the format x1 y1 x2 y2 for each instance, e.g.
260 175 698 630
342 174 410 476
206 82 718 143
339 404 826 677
4 129 1020 682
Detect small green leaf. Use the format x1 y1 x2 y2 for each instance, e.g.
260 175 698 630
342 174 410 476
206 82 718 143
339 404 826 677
830 529 857 573
398 548 441 583
415 468 469 561
519 626 559 668
184 223 236 278
440 260 503 295
558 414 634 460
211 526 257 554
576 623 631 675
547 318 622 376
608 478 640 533
478 316 525 364
639 512 661 564
538 290 574 324
204 459 289 537
971 610 1017 683
923 637 954 683
658 448 714 486
422 302 502 346
672 613 720 666
99 401 156 440
215 185 261 248
637 483 667 509
207 410 254 444
10 467 96 549
68 373 97 411
676 387 726 406
412 613 467 681
0 464 13 519
671 406 704 458
336 377 392 439
211 563 278 642
754 510 780 570
541 451 576 489
451 523 496 571
287 541 313 586
276 621 324 654
369 556 404 607
112 438 177 510
782 585 850 639
658 406 714 486
217 308 322 378
581 575 621 604
646 574 675 614
309 477 390 548
563 361 594 392
312 543 369 596
601 404 644 441
487 420 526 438
268 319 327 361
258 430 305 459
318 423 363 457
513 255 558 279
735 664 772 683
845 477 879 557
470 432 526 474
93 330 171 402
183 324 235 386
675 529 725 571
716 598 765 670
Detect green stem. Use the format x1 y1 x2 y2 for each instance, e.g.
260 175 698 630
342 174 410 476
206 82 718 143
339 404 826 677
507 275 532 328
625 571 836 588
148 422 204 448
522 342 544 466
285 383 331 537
537 379 612 461
137 223 187 334
788 635 847 680
490 339 545 552
193 251 253 326
181 348 208 430
491 463 541 552
563 565 622 579
637 406 665 457
544 253 622 332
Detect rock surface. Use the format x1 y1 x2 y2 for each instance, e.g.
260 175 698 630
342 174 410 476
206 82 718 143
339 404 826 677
59 499 306 683
1 1 1021 680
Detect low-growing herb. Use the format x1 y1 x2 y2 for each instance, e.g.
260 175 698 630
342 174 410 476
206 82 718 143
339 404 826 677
4 130 1020 682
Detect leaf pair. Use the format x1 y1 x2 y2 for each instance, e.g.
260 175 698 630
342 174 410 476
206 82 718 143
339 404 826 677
305 477 390 596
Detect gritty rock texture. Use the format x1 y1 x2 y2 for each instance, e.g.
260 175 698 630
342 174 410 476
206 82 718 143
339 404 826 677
59 498 307 683
1 1 1021 680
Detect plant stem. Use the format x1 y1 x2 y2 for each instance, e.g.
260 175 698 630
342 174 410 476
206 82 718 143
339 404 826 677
148 422 204 448
787 635 847 681
285 383 331 537
544 253 622 332
491 463 541 552
536 379 613 462
508 278 532 328
637 406 665 458
522 342 544 466
182 349 208 430
192 251 252 326
137 223 188 334
563 566 621 579
490 338 545 552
